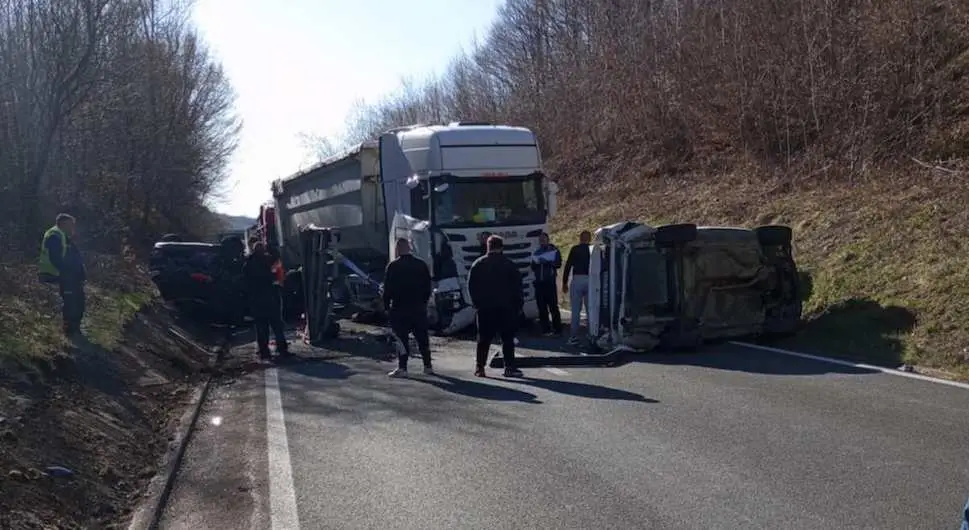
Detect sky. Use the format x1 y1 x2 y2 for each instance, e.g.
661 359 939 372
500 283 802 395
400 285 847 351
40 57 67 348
191 0 505 217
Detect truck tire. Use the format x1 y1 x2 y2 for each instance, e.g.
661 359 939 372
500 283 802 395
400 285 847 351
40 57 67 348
654 223 698 247
755 225 793 247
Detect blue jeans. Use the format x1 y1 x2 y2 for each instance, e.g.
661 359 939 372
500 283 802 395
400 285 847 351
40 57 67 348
569 275 589 337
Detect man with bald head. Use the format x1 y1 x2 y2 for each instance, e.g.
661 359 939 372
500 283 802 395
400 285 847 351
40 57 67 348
383 237 434 377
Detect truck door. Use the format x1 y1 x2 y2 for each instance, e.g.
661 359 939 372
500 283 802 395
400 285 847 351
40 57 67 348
378 133 413 220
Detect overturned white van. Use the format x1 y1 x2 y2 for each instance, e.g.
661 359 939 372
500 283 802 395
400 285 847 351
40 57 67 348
588 222 802 354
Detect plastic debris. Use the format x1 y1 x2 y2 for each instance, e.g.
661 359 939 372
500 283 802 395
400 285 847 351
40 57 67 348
45 465 73 478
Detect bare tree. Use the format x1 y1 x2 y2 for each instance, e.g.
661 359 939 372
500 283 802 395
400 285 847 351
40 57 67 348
335 0 969 194
0 0 240 252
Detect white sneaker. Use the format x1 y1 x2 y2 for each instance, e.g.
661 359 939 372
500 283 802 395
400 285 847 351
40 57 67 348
388 368 408 378
423 365 434 375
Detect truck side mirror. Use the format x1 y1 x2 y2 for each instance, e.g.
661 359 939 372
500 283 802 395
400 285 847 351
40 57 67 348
543 180 559 217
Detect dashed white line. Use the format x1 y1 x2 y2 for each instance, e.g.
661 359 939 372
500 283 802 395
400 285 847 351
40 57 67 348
544 367 569 376
730 341 969 391
265 368 301 530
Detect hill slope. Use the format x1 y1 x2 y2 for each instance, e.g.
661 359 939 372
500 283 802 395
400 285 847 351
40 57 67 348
549 155 969 377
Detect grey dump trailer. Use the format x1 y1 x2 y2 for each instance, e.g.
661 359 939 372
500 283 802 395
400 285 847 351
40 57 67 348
271 140 388 275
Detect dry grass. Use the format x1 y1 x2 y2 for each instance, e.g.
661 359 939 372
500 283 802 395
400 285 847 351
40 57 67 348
549 156 969 378
0 255 156 365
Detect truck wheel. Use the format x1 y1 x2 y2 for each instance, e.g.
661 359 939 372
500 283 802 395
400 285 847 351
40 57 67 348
654 223 698 247
755 225 793 247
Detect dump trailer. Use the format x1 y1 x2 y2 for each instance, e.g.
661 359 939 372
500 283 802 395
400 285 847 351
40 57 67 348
271 140 386 275
270 122 559 335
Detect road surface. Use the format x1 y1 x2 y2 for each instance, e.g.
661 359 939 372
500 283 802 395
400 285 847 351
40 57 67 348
157 329 969 529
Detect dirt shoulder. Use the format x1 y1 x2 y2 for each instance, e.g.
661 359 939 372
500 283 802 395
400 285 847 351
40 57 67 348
0 257 220 529
550 155 969 380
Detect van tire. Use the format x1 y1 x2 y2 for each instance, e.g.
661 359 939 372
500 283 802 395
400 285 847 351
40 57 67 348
755 225 793 247
654 223 698 247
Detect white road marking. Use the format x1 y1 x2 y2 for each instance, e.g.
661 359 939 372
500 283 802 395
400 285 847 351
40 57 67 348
265 368 301 530
544 367 569 376
730 341 969 391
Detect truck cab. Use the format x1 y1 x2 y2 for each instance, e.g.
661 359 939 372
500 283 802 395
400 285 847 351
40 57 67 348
380 122 558 333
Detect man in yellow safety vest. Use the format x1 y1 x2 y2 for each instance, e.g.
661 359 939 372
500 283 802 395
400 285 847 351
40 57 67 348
38 213 86 336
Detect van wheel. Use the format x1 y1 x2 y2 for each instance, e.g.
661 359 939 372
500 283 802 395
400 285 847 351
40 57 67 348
755 225 793 247
654 223 698 247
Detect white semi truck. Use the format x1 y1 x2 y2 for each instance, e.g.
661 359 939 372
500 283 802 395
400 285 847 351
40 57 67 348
270 122 559 335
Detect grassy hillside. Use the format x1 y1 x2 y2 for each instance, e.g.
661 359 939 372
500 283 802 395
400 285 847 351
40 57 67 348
0 254 155 366
548 154 969 378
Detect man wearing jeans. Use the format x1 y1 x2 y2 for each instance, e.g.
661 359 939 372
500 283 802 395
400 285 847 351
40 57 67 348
562 230 592 345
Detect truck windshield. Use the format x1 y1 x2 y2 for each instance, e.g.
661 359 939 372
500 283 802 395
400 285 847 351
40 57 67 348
431 176 545 228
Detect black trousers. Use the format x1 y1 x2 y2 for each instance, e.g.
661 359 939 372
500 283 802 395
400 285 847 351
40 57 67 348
390 307 431 370
476 309 517 369
59 282 85 333
252 288 287 356
534 280 562 333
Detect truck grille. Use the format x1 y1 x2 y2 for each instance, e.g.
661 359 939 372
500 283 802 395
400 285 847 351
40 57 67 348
455 241 538 300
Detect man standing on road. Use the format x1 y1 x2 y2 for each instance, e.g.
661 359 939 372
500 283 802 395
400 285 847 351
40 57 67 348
531 232 562 336
38 213 86 337
383 238 434 377
562 230 593 346
243 242 289 361
468 235 524 378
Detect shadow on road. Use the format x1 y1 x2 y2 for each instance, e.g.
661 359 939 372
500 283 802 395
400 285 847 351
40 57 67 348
780 298 916 368
415 374 542 403
284 358 356 380
513 376 658 402
632 343 880 376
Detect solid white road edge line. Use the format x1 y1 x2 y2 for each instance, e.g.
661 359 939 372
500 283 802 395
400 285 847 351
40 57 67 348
544 367 569 376
730 341 969 391
563 307 969 390
265 368 301 530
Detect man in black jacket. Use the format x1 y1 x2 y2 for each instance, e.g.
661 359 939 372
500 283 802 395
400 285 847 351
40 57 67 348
244 242 289 360
383 238 434 377
468 235 524 378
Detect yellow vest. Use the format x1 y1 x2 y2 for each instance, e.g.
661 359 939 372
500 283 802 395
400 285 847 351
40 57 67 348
39 226 67 277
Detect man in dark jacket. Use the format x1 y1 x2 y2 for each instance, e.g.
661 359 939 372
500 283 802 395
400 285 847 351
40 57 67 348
383 238 434 377
244 242 289 360
468 235 524 378
531 232 562 336
38 213 86 336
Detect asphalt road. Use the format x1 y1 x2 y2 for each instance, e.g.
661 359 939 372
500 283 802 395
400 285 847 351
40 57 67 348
157 329 969 530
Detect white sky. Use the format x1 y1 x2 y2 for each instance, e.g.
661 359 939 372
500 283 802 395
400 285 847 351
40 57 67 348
191 0 504 216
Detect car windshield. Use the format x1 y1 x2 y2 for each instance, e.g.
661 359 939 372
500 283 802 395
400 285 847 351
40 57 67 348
431 176 545 227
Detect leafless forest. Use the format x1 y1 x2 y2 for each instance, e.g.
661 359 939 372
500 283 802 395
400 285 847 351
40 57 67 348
337 0 969 196
0 0 238 254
